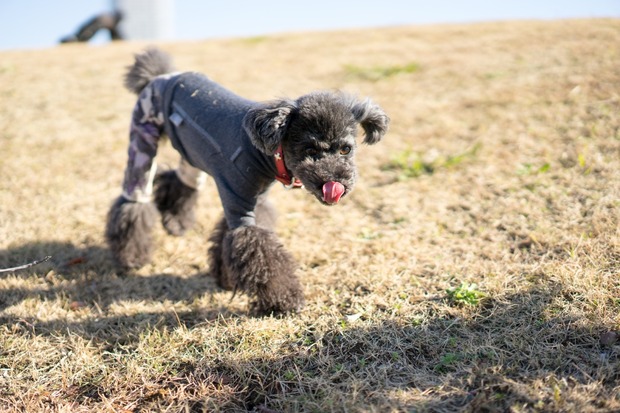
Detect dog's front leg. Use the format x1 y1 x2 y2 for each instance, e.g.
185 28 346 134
208 193 279 291
221 225 305 315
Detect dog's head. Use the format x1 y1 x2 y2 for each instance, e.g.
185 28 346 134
243 92 389 205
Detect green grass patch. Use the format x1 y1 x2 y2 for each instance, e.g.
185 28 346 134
382 144 481 179
344 62 420 81
434 352 461 372
446 282 487 306
239 36 269 45
517 162 551 175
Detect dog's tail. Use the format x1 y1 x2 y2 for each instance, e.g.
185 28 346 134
124 47 176 95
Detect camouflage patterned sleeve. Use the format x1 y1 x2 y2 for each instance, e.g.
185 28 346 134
121 78 168 202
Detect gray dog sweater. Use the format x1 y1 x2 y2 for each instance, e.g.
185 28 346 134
121 72 282 229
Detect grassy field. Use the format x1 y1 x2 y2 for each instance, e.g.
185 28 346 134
0 19 619 412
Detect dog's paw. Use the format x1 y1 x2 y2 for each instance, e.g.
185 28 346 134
251 280 306 316
161 211 194 236
154 170 198 236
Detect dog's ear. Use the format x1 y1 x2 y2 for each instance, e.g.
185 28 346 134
243 100 297 155
351 99 389 145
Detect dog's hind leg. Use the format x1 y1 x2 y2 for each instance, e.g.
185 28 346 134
154 158 207 236
221 225 305 315
106 147 160 269
106 195 158 269
106 78 168 269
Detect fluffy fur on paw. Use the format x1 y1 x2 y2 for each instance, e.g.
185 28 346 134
153 170 199 236
105 196 158 269
221 225 305 315
207 195 279 291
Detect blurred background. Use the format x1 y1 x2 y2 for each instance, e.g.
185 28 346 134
0 0 619 50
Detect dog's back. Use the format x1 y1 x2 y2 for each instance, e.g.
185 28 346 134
124 48 176 95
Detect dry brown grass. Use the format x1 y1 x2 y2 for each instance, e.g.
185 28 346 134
1 19 619 412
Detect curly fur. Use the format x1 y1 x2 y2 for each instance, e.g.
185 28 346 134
350 98 390 145
208 195 277 291
243 100 297 155
222 225 304 315
124 47 175 95
154 170 198 236
105 196 159 269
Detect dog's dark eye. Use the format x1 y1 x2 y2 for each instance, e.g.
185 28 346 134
339 145 352 155
306 147 318 157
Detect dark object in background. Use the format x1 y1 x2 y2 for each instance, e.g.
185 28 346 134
60 10 124 43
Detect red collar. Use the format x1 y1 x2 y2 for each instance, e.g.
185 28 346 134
273 144 303 189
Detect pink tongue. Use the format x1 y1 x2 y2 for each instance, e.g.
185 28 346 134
322 181 345 204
